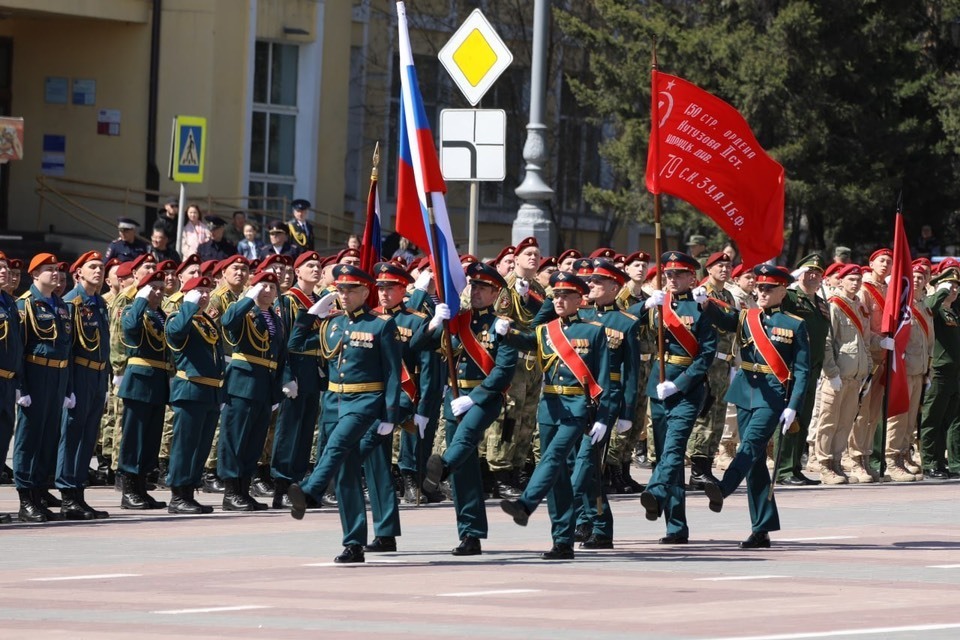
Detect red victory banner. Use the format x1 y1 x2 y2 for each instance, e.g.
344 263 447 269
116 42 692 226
881 211 913 416
645 70 785 268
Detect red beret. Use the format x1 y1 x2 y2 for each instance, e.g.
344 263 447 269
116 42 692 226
56 261 69 272
837 264 862 279
295 251 321 269
624 251 651 265
912 260 929 274
459 254 479 265
200 260 219 277
730 263 746 279
181 276 213 293
156 259 177 273
215 255 249 276
937 257 959 275
589 247 616 259
249 271 279 286
869 248 892 263
104 257 121 272
557 249 582 264
494 245 516 264
137 270 165 289
537 256 558 273
912 257 932 271
823 262 843 278
705 251 732 269
319 254 338 268
176 254 201 277
130 253 156 272
514 236 539 254
335 248 360 263
644 265 659 283
8 258 23 270
69 251 104 274
115 261 136 279
256 254 285 273
28 253 58 273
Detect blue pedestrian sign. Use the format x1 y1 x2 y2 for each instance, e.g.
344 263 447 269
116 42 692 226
169 116 207 183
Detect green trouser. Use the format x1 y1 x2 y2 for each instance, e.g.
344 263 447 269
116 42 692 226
444 394 502 540
358 425 401 538
118 399 165 476
687 359 732 458
167 400 220 488
776 363 822 479
720 406 780 534
518 421 584 546
920 367 958 471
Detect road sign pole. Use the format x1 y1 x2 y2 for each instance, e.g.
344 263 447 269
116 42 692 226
468 181 479 256
175 183 186 254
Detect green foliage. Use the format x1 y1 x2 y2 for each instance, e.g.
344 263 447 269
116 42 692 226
556 0 960 261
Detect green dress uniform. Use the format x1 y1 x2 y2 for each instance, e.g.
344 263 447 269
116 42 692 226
58 283 111 492
201 283 241 486
117 287 171 509
640 253 718 541
218 290 285 506
165 292 225 504
14 279 73 519
704 265 810 540
104 285 136 473
292 266 402 557
919 277 960 476
0 287 24 475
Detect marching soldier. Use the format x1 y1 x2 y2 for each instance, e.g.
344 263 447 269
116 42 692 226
536 257 558 290
218 271 285 511
639 252 718 544
420 262 518 556
58 251 111 520
165 276 225 514
287 264 402 565
493 245 516 279
0 252 23 523
14 253 74 522
702 265 811 548
288 199 314 253
117 270 171 510
498 270 615 560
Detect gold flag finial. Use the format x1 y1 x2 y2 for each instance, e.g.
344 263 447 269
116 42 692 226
371 141 381 181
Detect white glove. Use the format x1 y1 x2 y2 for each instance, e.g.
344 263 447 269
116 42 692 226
656 380 678 400
376 421 395 436
692 286 708 304
493 318 511 336
184 290 203 305
16 393 31 408
282 380 299 399
515 278 530 297
414 414 429 438
729 366 738 384
791 266 809 280
428 302 451 331
925 377 931 391
779 407 797 435
644 290 665 309
244 283 264 300
937 281 953 292
271 403 280 412
135 286 152 300
308 294 336 319
450 395 475 417
104 391 110 405
63 393 76 410
884 275 891 285
113 375 124 388
615 419 632 434
828 375 842 391
879 336 895 351
15 389 20 405
414 270 432 292
589 422 608 445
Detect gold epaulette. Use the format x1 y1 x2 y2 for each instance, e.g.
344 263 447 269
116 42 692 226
586 320 603 327
407 309 427 319
17 290 31 300
784 312 803 321
619 309 638 321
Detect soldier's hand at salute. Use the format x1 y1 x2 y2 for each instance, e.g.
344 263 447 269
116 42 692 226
414 270 432 292
244 283 265 300
645 290 665 309
135 286 152 300
493 318 510 336
308 294 336 318
184 290 203 305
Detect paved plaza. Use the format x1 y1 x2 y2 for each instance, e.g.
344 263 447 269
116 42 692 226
1 473 958 639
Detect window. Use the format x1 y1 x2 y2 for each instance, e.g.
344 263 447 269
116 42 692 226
556 76 600 215
249 41 299 213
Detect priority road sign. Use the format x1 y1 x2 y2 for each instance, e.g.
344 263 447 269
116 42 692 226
169 116 207 183
439 109 506 181
438 9 513 107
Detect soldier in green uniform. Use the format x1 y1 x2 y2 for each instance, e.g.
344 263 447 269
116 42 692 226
777 253 829 485
687 252 738 489
58 251 111 520
498 270 615 560
419 262 518 556
218 271 285 511
117 270 171 510
639 252 718 544
14 253 74 522
165 275 225 514
702 265 810 548
0 251 23 523
287 264 402 564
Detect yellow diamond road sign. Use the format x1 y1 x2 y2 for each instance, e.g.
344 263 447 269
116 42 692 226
439 9 513 106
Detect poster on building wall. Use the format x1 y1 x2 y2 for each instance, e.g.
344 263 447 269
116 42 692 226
0 117 24 163
97 109 120 136
41 134 66 176
73 79 96 106
44 77 68 104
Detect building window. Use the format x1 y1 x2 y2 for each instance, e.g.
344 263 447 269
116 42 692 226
556 76 601 215
249 41 299 213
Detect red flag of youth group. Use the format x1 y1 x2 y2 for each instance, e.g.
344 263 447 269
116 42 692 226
645 70 785 268
882 212 913 416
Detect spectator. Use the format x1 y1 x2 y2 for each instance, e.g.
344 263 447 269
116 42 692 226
347 234 361 250
180 203 211 259
225 210 246 246
150 223 181 263
391 237 417 265
914 224 941 258
238 222 265 261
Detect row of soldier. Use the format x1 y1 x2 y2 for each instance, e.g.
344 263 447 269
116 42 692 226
0 233 956 562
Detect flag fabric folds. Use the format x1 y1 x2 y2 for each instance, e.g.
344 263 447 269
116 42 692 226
645 69 785 268
394 1 466 316
882 211 913 416
360 170 382 306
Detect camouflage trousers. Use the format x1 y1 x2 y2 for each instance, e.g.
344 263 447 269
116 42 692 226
159 405 174 460
687 358 732 459
99 385 118 461
607 360 652 468
486 359 541 472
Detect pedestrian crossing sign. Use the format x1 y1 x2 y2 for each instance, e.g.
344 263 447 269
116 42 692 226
169 116 207 183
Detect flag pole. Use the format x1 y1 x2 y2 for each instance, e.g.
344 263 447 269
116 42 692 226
424 192 460 400
651 39 665 384
364 142 382 308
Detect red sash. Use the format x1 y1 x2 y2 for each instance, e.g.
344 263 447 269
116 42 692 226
400 363 417 403
545 319 603 402
454 311 495 376
663 292 700 357
862 282 885 311
830 296 864 336
913 304 930 339
745 309 791 384
286 287 314 310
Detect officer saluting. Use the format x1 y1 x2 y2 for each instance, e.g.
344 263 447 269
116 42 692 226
701 265 811 548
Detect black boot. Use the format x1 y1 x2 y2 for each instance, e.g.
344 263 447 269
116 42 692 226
574 523 593 542
120 473 149 510
250 466 274 497
272 478 290 509
541 543 575 560
155 459 169 489
479 459 495 498
62 488 94 521
607 465 628 494
138 474 167 509
240 477 268 511
201 470 224 493
76 488 109 519
39 489 62 508
168 486 209 514
493 470 521 499
423 454 447 494
222 478 253 511
17 488 48 523
401 471 424 505
688 456 719 491
451 535 482 556
622 461 645 493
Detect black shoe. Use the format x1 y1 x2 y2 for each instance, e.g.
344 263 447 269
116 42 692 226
222 478 254 511
635 446 650 468
320 491 337 507
606 466 628 495
739 531 771 549
60 489 97 521
640 491 661 521
137 474 167 509
17 489 47 523
120 473 149 510
167 486 210 514
201 471 224 493
439 480 453 501
703 481 724 513
39 489 62 508
288 483 307 520
76 488 109 519
688 456 720 491
659 533 689 545
574 523 593 542
494 470 521 499
364 536 397 552
580 535 613 550
451 536 482 556
250 477 274 498
0 513 11 524
423 489 445 503
423 454 446 494
272 478 289 509
796 472 821 486
499 499 529 526
540 543 574 560
334 545 365 564
622 462 645 493
777 475 807 486
924 468 948 479
155 460 169 489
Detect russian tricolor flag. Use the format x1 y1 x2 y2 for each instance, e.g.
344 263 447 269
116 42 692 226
395 1 466 316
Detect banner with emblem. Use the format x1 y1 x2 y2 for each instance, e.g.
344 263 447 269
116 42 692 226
882 211 913 416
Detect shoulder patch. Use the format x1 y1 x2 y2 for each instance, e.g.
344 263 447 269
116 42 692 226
618 310 638 321
784 312 804 322
408 309 428 319
17 290 32 300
